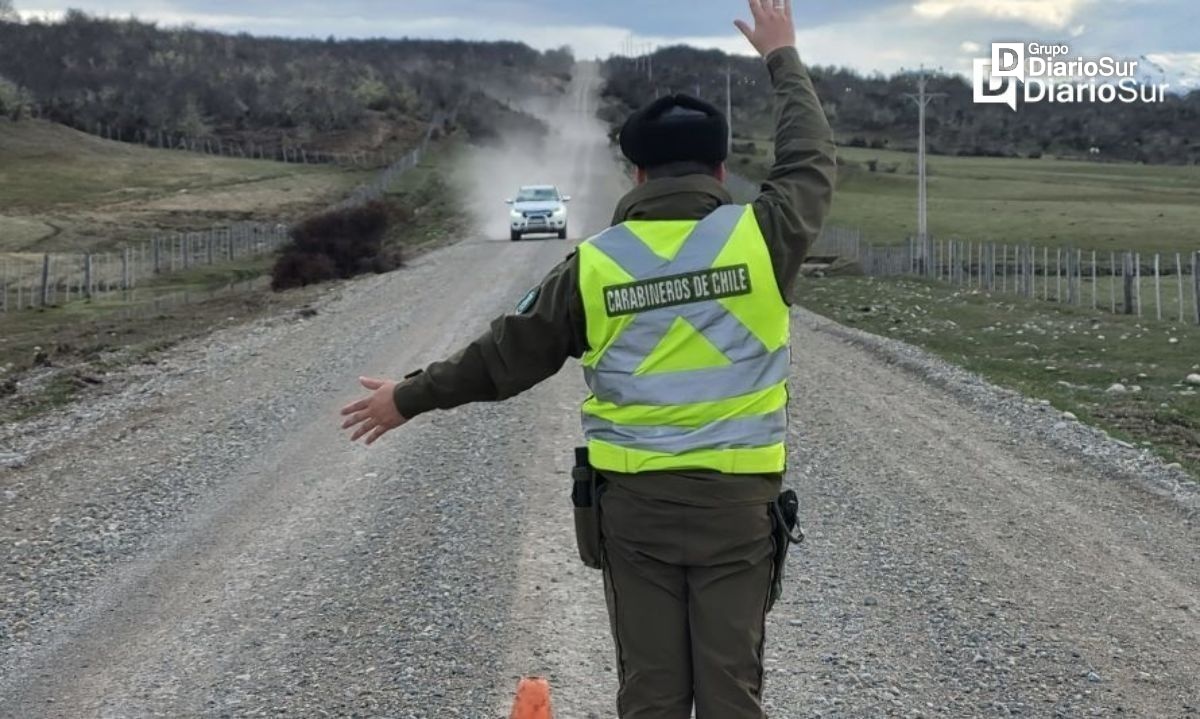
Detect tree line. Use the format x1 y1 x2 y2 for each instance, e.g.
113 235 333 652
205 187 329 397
601 47 1200 165
0 11 571 150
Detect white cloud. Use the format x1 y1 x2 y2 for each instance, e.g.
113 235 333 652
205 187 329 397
17 8 65 21
15 0 1196 88
1144 51 1200 89
912 0 1094 30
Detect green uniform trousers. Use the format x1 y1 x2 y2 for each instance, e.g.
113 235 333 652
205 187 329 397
600 480 776 719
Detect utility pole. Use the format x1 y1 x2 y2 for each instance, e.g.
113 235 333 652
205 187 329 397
902 69 945 274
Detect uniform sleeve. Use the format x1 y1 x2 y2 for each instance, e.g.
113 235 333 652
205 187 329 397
392 253 588 419
751 46 838 303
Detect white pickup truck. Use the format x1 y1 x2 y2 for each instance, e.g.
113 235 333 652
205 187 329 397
506 185 570 241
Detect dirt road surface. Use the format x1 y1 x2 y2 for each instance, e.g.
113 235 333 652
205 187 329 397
2 65 1198 719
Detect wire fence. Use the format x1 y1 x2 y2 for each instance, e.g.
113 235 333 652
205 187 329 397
329 107 457 211
730 171 1200 325
1 108 459 315
81 119 413 169
0 223 290 313
846 236 1200 326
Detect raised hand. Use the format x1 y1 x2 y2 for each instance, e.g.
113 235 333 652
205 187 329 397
734 0 796 58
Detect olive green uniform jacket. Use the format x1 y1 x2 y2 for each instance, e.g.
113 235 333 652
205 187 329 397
393 47 836 506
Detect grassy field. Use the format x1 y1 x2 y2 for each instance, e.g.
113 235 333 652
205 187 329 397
919 246 1200 324
733 131 1200 475
731 141 1200 252
0 127 466 422
798 275 1200 475
0 119 373 252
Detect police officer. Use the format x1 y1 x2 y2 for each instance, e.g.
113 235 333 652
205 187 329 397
341 1 835 716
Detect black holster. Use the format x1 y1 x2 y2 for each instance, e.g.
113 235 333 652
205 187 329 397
768 488 804 612
571 447 605 570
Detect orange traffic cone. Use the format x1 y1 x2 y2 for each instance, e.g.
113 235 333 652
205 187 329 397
509 676 554 719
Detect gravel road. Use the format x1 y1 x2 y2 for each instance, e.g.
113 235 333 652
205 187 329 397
2 65 1198 719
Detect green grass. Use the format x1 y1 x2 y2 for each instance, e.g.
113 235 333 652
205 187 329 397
0 131 469 423
731 141 1200 252
385 136 470 252
923 247 1199 322
0 119 373 252
0 119 351 209
799 276 1200 476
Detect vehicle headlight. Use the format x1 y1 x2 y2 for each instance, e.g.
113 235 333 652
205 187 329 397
510 209 523 218
553 206 566 216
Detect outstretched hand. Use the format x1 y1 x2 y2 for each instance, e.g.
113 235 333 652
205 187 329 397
340 376 408 445
735 0 796 58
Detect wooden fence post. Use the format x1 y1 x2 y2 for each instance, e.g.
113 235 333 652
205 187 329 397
1080 248 1089 304
1123 252 1135 315
84 254 93 299
976 241 983 289
1070 248 1080 304
1013 245 1019 297
1175 252 1185 323
1055 248 1062 303
121 247 130 291
1000 244 1007 293
1136 252 1142 317
40 254 51 307
1154 254 1162 321
1026 244 1033 296
1042 247 1048 301
1109 251 1116 313
1018 244 1025 295
1025 244 1033 296
1091 251 1097 309
1193 251 1200 326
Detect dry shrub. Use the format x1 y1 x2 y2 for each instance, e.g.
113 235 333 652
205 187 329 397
271 201 401 290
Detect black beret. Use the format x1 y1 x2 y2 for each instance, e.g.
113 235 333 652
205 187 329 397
619 94 729 168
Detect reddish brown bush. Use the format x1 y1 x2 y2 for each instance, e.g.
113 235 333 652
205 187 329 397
271 201 401 290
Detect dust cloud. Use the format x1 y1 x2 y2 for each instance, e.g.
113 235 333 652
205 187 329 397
456 62 629 242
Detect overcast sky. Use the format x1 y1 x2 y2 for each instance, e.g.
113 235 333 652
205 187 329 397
15 0 1200 87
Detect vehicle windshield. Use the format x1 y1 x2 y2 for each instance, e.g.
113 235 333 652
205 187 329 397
516 188 559 203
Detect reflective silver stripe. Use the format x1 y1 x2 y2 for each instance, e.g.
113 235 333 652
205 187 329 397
585 205 787 405
598 299 771 374
590 204 744 275
584 347 790 406
582 410 787 454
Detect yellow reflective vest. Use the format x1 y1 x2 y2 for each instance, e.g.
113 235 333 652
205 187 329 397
578 204 790 474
